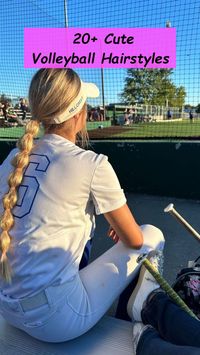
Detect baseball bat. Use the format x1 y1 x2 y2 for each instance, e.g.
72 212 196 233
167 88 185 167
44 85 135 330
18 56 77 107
164 203 200 243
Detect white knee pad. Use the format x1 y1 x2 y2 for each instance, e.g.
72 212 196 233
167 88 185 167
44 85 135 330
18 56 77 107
140 224 165 252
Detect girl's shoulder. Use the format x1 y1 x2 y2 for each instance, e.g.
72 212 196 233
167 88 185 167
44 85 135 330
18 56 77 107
74 146 108 169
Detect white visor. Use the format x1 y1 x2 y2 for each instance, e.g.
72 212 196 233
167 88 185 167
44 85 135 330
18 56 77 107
52 81 99 124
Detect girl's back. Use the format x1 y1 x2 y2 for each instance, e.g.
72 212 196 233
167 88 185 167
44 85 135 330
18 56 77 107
0 133 106 298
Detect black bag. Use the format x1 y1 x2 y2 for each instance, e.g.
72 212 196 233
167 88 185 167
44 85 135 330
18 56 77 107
172 256 200 319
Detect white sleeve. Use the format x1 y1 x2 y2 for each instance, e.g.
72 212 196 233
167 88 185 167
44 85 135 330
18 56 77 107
90 155 127 215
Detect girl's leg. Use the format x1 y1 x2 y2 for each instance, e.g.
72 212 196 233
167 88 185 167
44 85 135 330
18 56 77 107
142 291 200 347
77 225 164 328
137 327 200 355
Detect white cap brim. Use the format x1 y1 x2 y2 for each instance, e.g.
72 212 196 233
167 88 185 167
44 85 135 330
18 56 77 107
52 81 99 124
82 82 100 98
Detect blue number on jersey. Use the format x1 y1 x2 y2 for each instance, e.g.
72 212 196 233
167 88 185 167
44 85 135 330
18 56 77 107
13 154 50 218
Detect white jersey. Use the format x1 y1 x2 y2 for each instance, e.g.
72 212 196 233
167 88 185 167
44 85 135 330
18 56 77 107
0 134 126 298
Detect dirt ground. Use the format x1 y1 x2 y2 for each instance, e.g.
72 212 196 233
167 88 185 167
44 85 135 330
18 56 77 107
89 125 131 139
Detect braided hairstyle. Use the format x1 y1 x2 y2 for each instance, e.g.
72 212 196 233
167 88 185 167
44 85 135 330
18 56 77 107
0 120 39 282
0 68 87 282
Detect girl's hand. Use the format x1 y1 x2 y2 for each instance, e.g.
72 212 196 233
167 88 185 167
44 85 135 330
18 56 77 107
107 226 120 243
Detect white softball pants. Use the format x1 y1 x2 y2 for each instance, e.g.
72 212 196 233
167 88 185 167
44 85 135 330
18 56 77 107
0 224 164 342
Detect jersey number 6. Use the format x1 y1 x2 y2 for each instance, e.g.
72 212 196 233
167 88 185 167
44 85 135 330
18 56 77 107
13 154 50 218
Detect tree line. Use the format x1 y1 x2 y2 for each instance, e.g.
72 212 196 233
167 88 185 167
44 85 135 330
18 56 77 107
122 69 188 108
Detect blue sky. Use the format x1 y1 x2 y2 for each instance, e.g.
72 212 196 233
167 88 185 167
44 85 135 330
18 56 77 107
0 0 199 105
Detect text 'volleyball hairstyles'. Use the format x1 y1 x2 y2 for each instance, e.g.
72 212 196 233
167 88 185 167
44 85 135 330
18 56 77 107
0 69 89 282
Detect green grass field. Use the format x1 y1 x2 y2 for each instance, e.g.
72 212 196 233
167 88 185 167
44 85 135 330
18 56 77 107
0 119 200 140
111 120 200 138
0 121 112 139
90 119 200 139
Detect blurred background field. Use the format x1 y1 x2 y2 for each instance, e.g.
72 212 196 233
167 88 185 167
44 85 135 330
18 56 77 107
1 119 200 140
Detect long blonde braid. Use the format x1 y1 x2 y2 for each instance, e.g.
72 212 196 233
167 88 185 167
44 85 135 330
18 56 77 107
0 120 40 282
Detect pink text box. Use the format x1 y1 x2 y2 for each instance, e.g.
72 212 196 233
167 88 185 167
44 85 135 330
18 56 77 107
24 28 176 68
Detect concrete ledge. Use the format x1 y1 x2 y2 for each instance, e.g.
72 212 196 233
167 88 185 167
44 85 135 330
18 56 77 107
0 315 133 355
